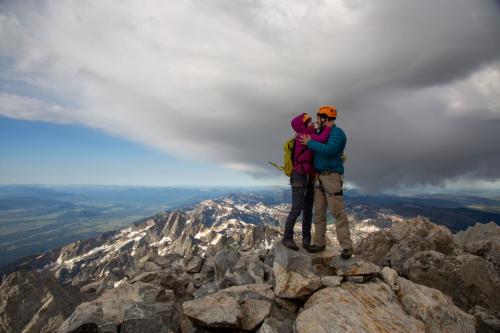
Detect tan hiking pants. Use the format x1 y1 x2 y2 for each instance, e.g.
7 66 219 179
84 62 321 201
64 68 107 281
313 172 353 250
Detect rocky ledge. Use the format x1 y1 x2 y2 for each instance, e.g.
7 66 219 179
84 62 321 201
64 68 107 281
1 217 498 333
50 242 475 333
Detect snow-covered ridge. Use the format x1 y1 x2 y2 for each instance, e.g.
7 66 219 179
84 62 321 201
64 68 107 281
13 194 404 288
21 196 288 286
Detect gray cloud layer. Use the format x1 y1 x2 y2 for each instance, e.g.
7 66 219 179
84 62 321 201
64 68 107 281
1 0 500 191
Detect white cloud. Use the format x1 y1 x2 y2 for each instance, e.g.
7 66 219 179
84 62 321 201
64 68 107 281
1 0 500 189
441 62 500 119
0 93 75 123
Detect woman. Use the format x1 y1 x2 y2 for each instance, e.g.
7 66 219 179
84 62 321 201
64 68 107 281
281 113 334 251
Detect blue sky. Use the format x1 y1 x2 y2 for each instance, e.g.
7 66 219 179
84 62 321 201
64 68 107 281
0 116 279 186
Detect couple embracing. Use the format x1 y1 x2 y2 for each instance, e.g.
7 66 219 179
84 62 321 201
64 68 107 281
282 105 353 259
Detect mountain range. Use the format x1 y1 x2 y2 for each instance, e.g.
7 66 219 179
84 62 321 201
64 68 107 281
1 185 499 269
0 191 499 332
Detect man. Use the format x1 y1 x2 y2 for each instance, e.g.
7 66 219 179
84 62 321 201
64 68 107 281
300 105 354 259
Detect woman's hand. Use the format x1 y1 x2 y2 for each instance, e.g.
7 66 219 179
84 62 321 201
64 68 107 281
326 120 335 128
300 135 311 145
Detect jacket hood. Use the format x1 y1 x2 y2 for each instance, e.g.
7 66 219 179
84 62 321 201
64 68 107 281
291 113 309 133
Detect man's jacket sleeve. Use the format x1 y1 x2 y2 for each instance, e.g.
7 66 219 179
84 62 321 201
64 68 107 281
307 128 342 156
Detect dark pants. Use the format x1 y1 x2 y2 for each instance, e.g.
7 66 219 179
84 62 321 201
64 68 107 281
283 171 314 245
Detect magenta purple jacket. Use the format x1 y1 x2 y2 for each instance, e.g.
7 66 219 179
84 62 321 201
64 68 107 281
291 114 332 176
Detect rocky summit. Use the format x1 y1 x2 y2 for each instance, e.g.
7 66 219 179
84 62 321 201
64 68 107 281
0 197 499 332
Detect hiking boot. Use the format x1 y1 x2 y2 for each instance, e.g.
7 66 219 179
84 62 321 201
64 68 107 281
305 244 325 253
341 248 353 259
281 238 299 251
302 243 316 253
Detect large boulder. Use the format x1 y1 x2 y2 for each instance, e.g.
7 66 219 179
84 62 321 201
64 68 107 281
185 256 204 274
330 257 381 278
131 270 186 297
58 281 180 333
471 305 500 333
272 243 321 299
233 254 266 284
182 284 274 331
379 266 399 291
121 302 179 333
295 281 426 333
403 250 500 311
193 281 220 298
355 217 454 272
0 271 81 333
182 292 241 329
213 248 240 280
221 253 268 288
256 297 297 333
455 222 500 275
397 276 476 333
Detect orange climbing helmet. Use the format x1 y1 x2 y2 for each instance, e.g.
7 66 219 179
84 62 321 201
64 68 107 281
317 105 337 119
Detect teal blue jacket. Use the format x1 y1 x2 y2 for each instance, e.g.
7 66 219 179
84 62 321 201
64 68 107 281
307 125 346 174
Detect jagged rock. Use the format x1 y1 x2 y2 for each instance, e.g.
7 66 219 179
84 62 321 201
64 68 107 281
185 256 204 274
156 253 184 268
455 222 500 246
258 300 297 333
257 248 269 261
257 317 293 333
256 296 297 333
397 277 476 333
183 292 241 328
222 270 255 287
80 280 108 297
455 222 500 275
121 302 179 333
330 257 381 278
58 282 180 333
185 282 197 296
138 261 162 272
403 250 500 311
273 243 321 299
182 284 273 330
308 246 338 275
274 298 300 314
320 275 343 288
199 256 216 282
213 248 240 280
57 303 104 333
380 266 399 291
472 305 500 333
264 246 275 267
220 253 269 288
131 271 186 297
241 298 272 330
158 289 176 302
233 254 266 284
206 234 229 256
355 217 454 271
193 281 220 298
295 281 426 333
192 273 204 288
0 271 81 333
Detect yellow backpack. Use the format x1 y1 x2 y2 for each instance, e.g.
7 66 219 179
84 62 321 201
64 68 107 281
268 137 295 177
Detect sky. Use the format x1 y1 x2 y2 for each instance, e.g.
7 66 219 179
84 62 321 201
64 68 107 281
0 0 500 191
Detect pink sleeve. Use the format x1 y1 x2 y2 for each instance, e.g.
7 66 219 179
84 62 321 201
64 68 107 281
308 126 331 143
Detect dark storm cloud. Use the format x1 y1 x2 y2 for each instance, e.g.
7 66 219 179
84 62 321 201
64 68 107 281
0 0 499 190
